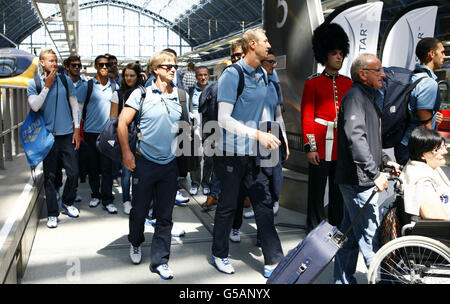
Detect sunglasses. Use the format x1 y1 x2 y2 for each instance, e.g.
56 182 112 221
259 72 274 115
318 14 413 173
231 52 242 60
97 62 110 68
158 64 178 70
70 63 82 68
262 59 277 66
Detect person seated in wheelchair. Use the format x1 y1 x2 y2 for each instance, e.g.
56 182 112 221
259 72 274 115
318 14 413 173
401 127 450 221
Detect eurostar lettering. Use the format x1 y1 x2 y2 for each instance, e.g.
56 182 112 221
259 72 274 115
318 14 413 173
359 28 368 52
223 288 270 299
178 288 214 302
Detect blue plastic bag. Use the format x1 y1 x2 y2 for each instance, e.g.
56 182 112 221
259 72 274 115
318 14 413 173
20 109 54 168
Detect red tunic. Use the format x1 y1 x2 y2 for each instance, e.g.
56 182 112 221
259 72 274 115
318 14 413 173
300 72 352 161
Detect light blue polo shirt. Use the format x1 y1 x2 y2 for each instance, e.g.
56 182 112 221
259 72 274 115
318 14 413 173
188 84 203 114
73 79 88 103
27 73 76 136
188 84 203 133
83 78 114 133
261 72 282 121
401 64 439 146
125 81 182 164
217 58 268 155
271 69 280 83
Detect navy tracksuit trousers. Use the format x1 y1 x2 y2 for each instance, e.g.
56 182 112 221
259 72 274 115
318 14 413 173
128 155 178 269
43 134 78 217
212 155 284 265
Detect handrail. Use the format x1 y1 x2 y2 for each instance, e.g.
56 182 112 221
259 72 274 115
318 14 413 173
0 87 29 169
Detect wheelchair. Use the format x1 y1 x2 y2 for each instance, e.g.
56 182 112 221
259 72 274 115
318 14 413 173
367 175 450 284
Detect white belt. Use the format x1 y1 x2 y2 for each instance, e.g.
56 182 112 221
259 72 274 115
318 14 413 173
314 117 336 161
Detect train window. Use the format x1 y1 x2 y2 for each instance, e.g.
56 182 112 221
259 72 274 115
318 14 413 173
0 57 17 77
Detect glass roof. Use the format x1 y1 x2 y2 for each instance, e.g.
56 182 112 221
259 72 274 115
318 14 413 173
76 0 203 23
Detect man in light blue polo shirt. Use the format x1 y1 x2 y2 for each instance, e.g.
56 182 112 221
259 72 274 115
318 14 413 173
27 48 81 228
211 28 284 278
83 55 117 214
55 55 88 201
395 37 445 165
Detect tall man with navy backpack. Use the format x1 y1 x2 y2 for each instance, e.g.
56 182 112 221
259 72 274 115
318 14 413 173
200 41 244 209
394 37 445 165
211 28 284 278
27 49 81 228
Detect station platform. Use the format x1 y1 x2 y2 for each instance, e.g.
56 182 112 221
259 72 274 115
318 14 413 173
2 156 372 285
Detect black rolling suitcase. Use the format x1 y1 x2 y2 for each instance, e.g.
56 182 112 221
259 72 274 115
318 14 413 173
267 190 377 284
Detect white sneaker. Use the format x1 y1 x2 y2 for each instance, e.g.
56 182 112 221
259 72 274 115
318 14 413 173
171 224 186 237
273 201 279 216
60 202 79 218
104 203 118 214
211 255 235 274
123 201 132 215
175 191 189 205
229 229 241 243
129 245 142 264
74 194 82 202
89 198 100 208
152 264 174 280
264 263 278 278
145 218 156 226
113 179 120 187
47 216 58 228
243 209 255 219
202 187 210 195
189 186 198 195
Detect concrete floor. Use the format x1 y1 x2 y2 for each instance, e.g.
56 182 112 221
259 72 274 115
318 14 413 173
20 176 370 284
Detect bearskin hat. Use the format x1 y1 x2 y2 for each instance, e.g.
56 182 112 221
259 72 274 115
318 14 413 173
312 23 350 65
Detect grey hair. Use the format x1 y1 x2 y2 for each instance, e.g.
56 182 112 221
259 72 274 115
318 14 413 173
350 53 375 82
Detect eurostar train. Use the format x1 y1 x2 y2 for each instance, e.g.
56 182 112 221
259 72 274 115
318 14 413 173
0 48 39 88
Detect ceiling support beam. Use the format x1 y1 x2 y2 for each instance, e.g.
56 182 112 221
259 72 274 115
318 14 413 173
32 0 79 59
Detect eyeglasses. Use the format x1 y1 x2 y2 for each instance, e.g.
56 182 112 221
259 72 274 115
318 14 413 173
70 63 82 68
158 64 178 71
231 52 242 60
262 59 277 66
97 62 110 68
362 68 384 74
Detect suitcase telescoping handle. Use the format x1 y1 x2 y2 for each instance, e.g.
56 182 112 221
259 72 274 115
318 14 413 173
337 189 378 245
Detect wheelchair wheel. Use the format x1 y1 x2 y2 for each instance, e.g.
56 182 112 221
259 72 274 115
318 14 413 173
368 235 450 284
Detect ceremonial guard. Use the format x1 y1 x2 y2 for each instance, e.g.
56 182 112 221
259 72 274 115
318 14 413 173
300 23 353 229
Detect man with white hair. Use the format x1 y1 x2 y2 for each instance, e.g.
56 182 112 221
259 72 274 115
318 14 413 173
334 53 400 284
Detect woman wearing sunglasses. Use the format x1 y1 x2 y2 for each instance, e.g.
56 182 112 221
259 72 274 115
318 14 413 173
110 63 144 215
401 127 450 220
117 50 183 279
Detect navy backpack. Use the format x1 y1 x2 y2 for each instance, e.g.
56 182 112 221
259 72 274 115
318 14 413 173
379 66 435 149
198 64 245 123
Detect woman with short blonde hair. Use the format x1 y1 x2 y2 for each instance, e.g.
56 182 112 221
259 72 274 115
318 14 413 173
117 49 183 280
149 50 177 76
